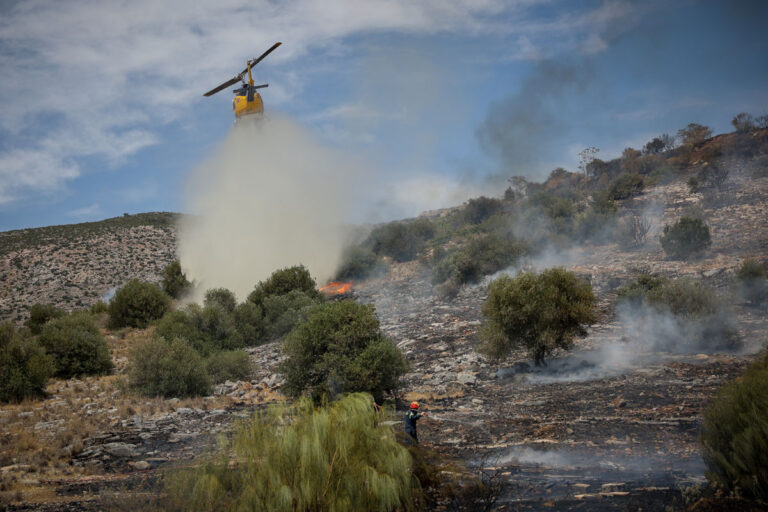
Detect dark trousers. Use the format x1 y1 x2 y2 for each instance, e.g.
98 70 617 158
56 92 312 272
405 429 418 445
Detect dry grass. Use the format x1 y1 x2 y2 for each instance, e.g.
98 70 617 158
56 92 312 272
0 325 239 505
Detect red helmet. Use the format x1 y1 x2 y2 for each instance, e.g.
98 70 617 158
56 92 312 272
410 401 419 410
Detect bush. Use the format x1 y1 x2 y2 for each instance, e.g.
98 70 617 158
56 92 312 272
616 276 740 351
697 165 729 190
38 312 113 378
700 352 768 499
262 290 318 340
205 350 253 384
731 112 755 134
128 337 210 398
155 305 244 355
0 322 54 403
660 217 712 259
90 301 108 314
204 288 237 313
617 215 651 249
478 268 596 365
735 259 767 305
431 235 525 286
608 173 644 200
462 196 504 225
678 123 712 145
247 265 319 309
335 245 380 280
108 279 171 328
366 219 435 262
280 300 408 403
164 393 414 511
233 301 266 345
161 260 191 299
26 303 65 335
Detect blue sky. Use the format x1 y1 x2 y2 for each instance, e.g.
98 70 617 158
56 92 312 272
1 0 766 231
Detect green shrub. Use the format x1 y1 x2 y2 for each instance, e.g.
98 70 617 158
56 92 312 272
700 352 768 499
0 322 54 403
660 217 712 259
161 260 191 299
678 123 712 145
478 268 596 366
366 219 435 262
335 245 380 280
247 265 319 309
38 312 113 378
262 290 319 340
26 303 65 335
528 192 575 234
280 300 408 403
735 259 767 305
205 350 253 384
462 196 504 225
233 301 266 345
204 288 237 313
616 276 740 351
155 305 244 355
164 393 414 511
608 172 644 200
731 112 755 134
128 337 210 398
108 279 171 328
431 235 525 286
90 301 108 314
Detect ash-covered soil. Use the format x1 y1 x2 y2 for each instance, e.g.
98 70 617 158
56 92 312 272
2 160 768 511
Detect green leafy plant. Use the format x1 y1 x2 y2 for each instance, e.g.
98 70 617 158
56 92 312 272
164 393 415 511
366 219 435 262
280 300 408 403
0 322 54 403
161 260 191 299
478 268 596 366
247 265 319 309
462 196 504 225
26 303 65 335
204 288 237 313
38 312 113 378
735 259 767 305
262 290 318 340
431 235 525 287
700 352 768 499
205 350 253 384
660 217 712 259
335 245 380 280
608 172 644 200
108 279 171 328
128 337 210 398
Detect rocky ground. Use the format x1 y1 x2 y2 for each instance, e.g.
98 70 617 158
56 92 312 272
1 161 767 510
0 213 178 323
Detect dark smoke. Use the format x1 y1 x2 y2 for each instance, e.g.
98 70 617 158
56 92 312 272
476 61 590 180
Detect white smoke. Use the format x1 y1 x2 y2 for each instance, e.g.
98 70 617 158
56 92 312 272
178 114 366 301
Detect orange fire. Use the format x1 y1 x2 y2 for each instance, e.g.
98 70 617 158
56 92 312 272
319 281 353 295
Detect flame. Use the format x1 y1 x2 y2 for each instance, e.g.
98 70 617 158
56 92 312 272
319 281 353 295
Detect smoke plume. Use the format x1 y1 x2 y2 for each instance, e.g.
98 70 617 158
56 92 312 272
179 114 365 301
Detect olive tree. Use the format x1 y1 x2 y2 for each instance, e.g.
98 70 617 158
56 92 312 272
478 268 596 366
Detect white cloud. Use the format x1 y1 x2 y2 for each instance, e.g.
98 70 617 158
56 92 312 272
0 0 635 204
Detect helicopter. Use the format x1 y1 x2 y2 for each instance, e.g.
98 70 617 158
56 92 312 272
203 42 281 119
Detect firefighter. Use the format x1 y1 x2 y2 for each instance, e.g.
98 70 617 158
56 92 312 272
404 401 427 445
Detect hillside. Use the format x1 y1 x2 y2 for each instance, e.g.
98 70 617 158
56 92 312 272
0 213 179 323
1 127 768 510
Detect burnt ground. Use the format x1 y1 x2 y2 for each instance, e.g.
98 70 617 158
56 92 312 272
353 269 766 511
4 167 768 511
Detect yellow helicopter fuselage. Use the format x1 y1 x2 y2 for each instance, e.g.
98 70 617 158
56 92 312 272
233 91 264 118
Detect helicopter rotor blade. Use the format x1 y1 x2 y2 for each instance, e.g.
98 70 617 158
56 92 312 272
252 83 269 89
203 75 242 97
240 42 281 74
